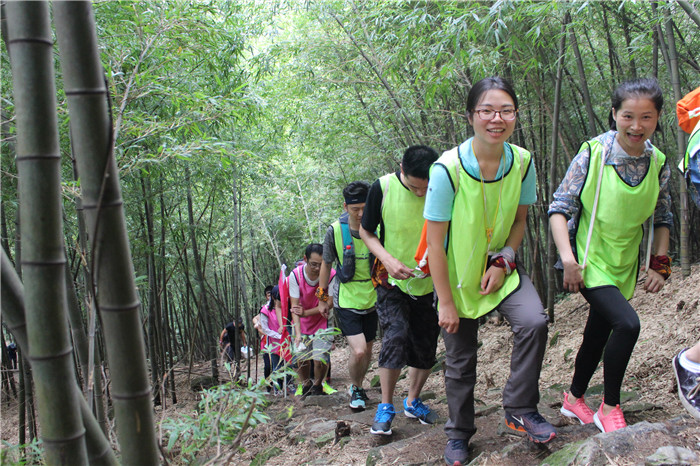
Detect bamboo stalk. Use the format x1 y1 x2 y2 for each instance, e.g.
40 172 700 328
52 2 159 463
5 2 88 463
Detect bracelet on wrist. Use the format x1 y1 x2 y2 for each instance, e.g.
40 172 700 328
315 287 330 302
488 255 516 275
649 255 671 280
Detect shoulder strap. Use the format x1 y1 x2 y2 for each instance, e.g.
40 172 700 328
507 143 527 180
581 141 605 269
453 149 460 193
644 146 662 271
338 212 352 249
379 174 391 212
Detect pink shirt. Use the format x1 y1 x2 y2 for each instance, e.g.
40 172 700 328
291 265 336 335
260 305 282 354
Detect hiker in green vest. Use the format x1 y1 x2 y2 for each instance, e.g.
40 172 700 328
424 76 555 465
360 145 440 436
672 91 700 422
317 181 377 410
550 78 672 434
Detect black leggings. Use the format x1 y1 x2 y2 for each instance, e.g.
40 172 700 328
570 286 640 406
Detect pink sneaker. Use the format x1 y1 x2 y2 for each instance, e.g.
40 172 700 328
560 392 595 424
593 402 627 433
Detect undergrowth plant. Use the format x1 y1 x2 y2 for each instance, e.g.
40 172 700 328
0 438 44 466
161 378 271 464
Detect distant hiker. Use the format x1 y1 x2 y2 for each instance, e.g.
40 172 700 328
6 342 17 370
260 285 293 393
219 317 248 366
289 243 336 397
253 285 274 389
318 181 377 410
360 145 440 435
424 77 555 464
550 78 672 433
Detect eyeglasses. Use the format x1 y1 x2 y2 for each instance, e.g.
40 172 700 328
474 109 517 121
307 261 322 269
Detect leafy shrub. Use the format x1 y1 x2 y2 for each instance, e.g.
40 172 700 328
161 379 270 463
0 438 44 466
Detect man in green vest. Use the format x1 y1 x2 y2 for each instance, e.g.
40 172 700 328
360 145 440 435
318 181 376 410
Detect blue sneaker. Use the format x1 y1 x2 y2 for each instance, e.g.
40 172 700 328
403 397 437 425
370 403 395 435
444 438 469 465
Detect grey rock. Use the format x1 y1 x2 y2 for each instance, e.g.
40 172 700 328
645 446 699 466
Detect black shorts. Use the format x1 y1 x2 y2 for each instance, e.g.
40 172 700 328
335 306 378 342
376 286 439 370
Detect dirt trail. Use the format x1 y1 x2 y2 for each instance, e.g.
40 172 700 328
2 264 699 465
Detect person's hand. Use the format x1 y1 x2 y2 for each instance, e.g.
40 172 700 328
291 304 304 316
319 300 330 319
562 259 584 293
643 268 665 293
438 301 460 334
480 266 506 295
383 256 415 280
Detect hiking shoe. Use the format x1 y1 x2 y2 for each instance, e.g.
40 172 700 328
370 403 395 435
297 381 312 397
673 349 700 420
403 397 438 425
504 411 556 443
322 381 337 394
593 403 626 433
308 384 325 396
359 387 369 401
560 391 595 424
349 385 366 410
444 438 469 465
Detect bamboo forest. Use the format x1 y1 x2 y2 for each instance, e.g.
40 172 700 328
1 1 700 465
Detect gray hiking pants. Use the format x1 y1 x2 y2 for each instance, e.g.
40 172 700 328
443 274 549 441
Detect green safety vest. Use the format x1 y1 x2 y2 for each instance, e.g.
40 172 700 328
577 139 665 300
379 173 434 296
686 121 700 171
438 144 529 319
332 220 376 310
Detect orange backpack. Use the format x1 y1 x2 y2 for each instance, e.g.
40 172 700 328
677 86 700 134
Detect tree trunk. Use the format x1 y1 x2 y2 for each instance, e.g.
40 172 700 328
2 249 118 465
64 261 90 387
546 12 570 323
52 2 158 463
678 0 700 28
569 23 597 136
662 7 691 278
6 2 89 462
184 165 218 383
141 175 162 405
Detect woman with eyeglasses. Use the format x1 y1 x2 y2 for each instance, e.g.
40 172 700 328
423 77 554 465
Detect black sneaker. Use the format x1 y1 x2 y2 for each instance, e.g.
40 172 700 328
349 385 366 410
308 384 325 396
359 387 369 402
673 349 700 420
504 411 556 443
444 438 469 465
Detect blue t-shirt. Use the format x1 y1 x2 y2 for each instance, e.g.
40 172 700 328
424 138 537 222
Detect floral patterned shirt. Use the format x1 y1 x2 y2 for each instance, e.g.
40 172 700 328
548 130 673 229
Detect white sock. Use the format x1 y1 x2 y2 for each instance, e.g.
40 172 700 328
680 351 700 374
